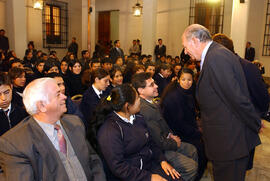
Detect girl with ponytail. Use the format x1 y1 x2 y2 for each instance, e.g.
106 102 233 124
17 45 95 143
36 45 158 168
95 84 182 181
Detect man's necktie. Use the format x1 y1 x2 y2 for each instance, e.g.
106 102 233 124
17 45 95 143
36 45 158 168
4 109 9 116
54 124 67 155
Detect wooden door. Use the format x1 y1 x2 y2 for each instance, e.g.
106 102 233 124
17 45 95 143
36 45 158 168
98 11 110 49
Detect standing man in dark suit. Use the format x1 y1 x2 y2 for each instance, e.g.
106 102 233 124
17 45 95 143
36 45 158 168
68 37 79 58
182 24 262 181
0 29 9 55
154 38 166 61
109 40 124 64
0 77 106 181
245 41 255 61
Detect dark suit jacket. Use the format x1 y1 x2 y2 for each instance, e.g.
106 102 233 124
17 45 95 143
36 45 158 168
0 102 28 136
154 45 166 58
110 47 124 64
160 84 201 142
238 56 269 117
245 47 255 61
153 73 169 96
0 114 106 181
139 98 178 151
196 42 261 161
0 35 9 52
80 86 101 123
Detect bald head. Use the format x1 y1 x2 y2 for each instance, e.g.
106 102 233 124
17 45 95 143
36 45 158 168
181 24 212 61
183 24 212 43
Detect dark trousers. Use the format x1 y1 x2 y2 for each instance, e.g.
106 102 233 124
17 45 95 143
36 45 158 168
212 155 249 181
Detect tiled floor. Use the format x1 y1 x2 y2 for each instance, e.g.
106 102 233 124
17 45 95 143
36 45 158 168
199 120 270 181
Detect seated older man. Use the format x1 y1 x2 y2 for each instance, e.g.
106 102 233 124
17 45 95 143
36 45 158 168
0 77 106 181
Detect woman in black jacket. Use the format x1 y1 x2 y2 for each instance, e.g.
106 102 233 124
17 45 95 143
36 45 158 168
160 68 207 181
95 84 181 181
65 59 86 97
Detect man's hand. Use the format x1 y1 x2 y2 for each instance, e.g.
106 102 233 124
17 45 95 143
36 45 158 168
160 161 181 180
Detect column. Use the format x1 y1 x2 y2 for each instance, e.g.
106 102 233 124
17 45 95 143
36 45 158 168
6 0 27 59
141 0 157 56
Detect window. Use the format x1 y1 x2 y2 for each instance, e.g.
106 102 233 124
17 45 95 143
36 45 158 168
189 0 225 35
42 1 68 48
263 0 270 56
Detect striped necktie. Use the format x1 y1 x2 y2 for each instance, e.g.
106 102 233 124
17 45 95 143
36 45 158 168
54 124 67 155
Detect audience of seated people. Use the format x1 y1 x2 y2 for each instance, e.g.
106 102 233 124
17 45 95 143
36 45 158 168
0 36 268 181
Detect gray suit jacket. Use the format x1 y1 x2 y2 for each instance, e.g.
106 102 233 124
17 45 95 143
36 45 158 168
196 42 261 161
139 98 178 151
0 114 106 181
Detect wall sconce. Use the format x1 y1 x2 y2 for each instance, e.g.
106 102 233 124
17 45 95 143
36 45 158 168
34 0 43 9
133 0 143 17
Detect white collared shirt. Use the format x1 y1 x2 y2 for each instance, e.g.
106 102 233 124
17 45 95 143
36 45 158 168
145 98 153 104
92 84 102 98
200 41 213 70
0 104 11 117
35 119 62 151
158 73 164 78
114 111 135 125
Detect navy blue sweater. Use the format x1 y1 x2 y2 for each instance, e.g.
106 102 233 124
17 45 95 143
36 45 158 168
161 83 201 142
97 113 166 181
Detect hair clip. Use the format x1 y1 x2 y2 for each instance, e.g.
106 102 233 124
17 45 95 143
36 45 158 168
107 95 111 101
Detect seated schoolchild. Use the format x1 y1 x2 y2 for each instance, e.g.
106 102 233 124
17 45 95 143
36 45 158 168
153 63 171 96
0 72 28 136
96 84 182 181
160 68 207 180
8 67 26 109
80 68 110 134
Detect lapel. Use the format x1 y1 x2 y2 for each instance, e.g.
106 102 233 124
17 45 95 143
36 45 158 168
196 42 217 88
28 117 66 174
141 98 158 110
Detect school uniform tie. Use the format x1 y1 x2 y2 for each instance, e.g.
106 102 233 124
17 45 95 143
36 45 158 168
54 124 67 155
4 109 9 116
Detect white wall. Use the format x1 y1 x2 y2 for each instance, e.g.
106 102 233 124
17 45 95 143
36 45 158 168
156 0 190 57
95 0 142 54
110 10 119 44
25 0 86 59
230 0 250 57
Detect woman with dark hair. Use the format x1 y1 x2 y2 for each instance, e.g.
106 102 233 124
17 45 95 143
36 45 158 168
106 66 123 94
109 66 123 87
123 60 136 83
8 67 26 108
59 59 69 79
65 59 86 97
153 63 171 96
95 84 181 181
43 58 60 74
80 68 110 124
160 68 207 181
32 59 45 79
